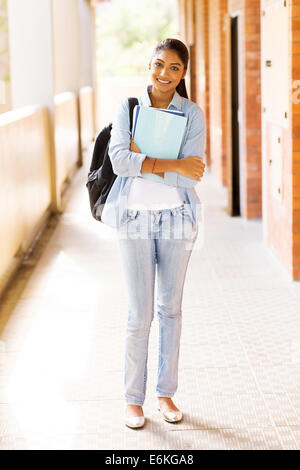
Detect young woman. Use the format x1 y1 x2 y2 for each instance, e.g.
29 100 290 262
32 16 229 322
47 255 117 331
104 38 206 429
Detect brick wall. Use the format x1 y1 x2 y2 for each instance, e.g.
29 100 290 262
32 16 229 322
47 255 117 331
292 0 300 279
244 0 262 219
188 0 197 102
194 0 205 107
209 0 223 182
261 0 296 279
204 0 211 166
220 0 228 186
228 0 262 219
179 0 300 278
194 0 211 165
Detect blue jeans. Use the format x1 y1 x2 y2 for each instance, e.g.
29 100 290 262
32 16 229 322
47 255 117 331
117 203 198 406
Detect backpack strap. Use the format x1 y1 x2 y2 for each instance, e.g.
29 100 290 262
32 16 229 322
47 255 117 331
128 97 139 135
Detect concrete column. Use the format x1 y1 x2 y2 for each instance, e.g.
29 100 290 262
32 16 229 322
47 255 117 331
52 0 81 94
7 0 55 110
78 0 93 88
7 0 60 210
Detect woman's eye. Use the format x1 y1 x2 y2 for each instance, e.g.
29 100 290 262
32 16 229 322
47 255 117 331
153 63 180 71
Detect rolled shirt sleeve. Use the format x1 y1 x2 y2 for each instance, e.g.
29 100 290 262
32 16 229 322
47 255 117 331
163 104 206 188
108 98 147 177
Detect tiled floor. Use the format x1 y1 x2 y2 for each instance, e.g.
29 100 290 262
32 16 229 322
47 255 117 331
1 147 300 450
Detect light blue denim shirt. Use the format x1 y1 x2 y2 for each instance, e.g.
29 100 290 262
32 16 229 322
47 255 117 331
100 84 206 229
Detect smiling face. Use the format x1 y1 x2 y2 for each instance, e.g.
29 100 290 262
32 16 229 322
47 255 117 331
149 49 187 94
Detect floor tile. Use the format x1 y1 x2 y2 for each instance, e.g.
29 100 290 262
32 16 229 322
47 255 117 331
1 149 300 449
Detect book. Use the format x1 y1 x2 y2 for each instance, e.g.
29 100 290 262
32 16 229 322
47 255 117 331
131 105 187 184
132 107 184 136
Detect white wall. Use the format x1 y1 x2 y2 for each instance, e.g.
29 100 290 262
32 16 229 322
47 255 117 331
7 0 54 109
7 0 93 106
52 0 81 94
78 0 93 87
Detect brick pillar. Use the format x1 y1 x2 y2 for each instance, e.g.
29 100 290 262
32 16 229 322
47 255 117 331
209 0 223 181
244 0 262 219
194 0 210 166
292 0 300 279
203 0 211 166
220 0 228 186
228 0 262 218
187 0 197 102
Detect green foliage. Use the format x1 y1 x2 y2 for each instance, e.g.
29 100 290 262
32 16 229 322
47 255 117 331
96 0 177 77
0 0 7 11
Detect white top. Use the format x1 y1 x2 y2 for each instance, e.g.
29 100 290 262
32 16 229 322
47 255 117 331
126 176 183 210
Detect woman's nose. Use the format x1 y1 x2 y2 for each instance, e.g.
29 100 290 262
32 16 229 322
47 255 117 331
159 69 169 78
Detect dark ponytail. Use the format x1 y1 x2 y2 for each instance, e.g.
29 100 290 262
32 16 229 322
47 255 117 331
150 38 189 99
176 78 188 99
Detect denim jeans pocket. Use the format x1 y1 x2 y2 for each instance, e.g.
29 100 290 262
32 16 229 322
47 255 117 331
118 210 146 239
120 209 136 222
173 206 197 241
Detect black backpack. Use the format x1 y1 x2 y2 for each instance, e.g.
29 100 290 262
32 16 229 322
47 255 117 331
86 97 138 221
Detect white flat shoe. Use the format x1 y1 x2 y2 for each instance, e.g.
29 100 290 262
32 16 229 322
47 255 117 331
157 407 183 423
125 415 145 429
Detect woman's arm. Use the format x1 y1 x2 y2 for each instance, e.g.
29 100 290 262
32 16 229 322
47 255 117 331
108 98 149 177
109 98 205 184
130 138 179 178
130 138 205 183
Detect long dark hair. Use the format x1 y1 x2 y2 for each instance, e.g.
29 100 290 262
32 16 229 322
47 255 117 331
150 38 189 99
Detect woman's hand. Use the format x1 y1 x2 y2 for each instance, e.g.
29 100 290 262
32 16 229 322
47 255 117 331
130 137 141 154
177 156 206 181
130 138 164 178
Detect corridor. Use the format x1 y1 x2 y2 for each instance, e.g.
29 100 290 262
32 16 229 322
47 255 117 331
1 147 300 450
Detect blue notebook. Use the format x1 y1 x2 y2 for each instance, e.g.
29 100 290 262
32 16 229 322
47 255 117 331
132 105 187 183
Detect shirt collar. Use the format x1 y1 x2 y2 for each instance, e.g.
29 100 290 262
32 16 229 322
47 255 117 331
140 84 183 111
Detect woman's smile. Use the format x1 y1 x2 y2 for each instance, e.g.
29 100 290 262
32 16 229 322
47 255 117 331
157 78 172 85
149 48 186 105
